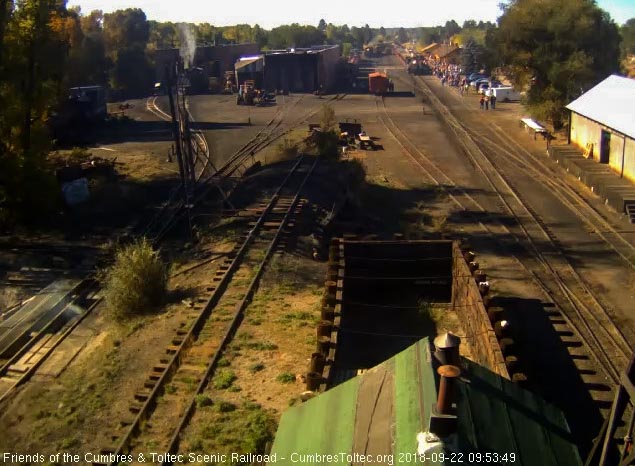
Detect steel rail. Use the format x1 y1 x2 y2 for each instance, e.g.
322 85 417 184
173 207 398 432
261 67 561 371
376 90 630 386
160 157 318 465
92 155 316 465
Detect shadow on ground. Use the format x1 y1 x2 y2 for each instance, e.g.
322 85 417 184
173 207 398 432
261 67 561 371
490 296 605 458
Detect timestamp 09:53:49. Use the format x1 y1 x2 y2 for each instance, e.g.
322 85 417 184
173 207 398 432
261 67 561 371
398 452 517 463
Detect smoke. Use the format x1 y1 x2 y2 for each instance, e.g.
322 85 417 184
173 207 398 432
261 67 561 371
178 23 197 68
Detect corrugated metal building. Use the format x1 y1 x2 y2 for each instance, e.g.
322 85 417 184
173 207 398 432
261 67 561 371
268 339 582 466
234 45 340 93
566 75 635 181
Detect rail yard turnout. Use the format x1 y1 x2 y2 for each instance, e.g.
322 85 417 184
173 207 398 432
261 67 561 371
3 7 635 466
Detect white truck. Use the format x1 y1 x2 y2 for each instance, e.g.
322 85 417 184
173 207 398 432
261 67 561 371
492 87 521 102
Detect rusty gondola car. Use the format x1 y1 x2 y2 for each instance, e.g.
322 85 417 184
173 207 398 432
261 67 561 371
368 72 390 95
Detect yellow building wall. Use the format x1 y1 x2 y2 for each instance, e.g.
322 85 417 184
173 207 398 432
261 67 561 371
570 112 635 180
570 113 601 161
624 138 635 183
609 134 625 173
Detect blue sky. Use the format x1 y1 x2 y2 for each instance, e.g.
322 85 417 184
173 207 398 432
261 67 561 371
69 0 635 28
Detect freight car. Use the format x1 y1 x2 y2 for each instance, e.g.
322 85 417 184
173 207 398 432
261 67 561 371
368 72 392 95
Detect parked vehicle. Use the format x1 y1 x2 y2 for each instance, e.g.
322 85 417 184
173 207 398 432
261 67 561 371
491 87 522 102
471 78 489 89
478 81 503 94
467 73 488 84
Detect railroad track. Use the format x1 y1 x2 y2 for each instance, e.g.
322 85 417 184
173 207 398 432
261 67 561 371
469 122 635 270
0 279 101 402
418 80 635 273
145 93 345 242
412 77 632 379
0 92 341 404
376 91 631 402
92 155 318 466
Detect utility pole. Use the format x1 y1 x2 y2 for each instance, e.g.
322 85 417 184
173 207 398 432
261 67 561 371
165 64 187 196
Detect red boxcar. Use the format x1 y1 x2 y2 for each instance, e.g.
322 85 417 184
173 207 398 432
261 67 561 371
368 72 389 95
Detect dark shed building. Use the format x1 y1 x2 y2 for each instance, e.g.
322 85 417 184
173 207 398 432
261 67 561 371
235 45 340 93
152 43 259 82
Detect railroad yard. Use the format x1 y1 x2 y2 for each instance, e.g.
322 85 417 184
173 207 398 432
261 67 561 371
2 48 635 466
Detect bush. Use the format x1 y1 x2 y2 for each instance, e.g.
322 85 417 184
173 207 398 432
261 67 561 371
315 130 340 158
319 104 337 132
101 239 168 320
275 138 299 161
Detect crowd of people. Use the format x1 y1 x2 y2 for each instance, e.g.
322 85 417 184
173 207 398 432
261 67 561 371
427 58 498 110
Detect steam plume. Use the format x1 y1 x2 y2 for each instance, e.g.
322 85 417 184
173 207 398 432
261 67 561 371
178 23 196 68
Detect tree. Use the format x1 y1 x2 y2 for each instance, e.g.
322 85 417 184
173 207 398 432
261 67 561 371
622 18 635 55
350 26 365 47
148 20 178 49
317 18 326 31
363 24 372 44
379 26 386 38
0 0 77 224
65 9 109 86
443 20 461 39
493 0 620 129
103 9 152 97
397 27 408 44
112 44 154 97
418 27 440 45
103 8 149 57
267 24 324 49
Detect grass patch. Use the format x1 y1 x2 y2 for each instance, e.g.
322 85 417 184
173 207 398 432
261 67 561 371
276 372 296 384
217 401 237 413
195 394 213 408
213 370 237 390
59 437 80 449
178 376 199 391
217 357 231 367
249 363 265 373
190 402 276 458
245 341 278 351
165 384 177 394
278 311 314 323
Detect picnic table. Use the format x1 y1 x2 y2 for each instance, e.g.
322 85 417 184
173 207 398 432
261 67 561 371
520 118 548 140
